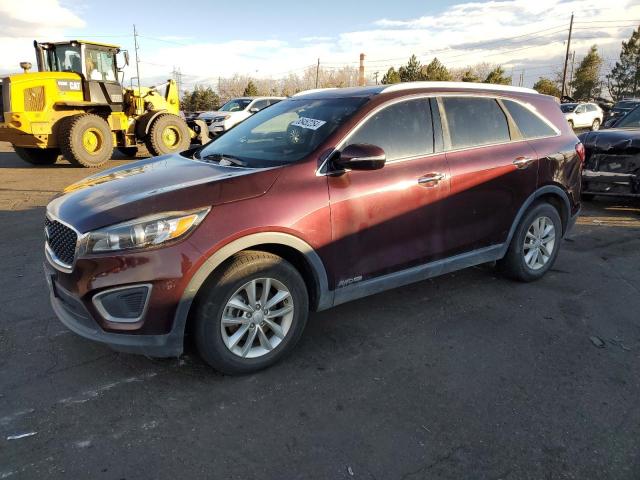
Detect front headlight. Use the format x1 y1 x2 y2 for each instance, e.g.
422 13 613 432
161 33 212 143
84 208 210 253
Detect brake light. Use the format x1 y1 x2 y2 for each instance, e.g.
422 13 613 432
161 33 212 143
576 142 586 163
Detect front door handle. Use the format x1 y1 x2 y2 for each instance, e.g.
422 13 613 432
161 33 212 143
417 172 445 186
513 157 536 169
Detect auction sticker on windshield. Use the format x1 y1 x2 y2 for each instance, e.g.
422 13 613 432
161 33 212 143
290 117 327 130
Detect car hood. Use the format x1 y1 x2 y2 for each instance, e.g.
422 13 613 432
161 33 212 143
199 111 240 119
578 128 640 153
47 154 282 233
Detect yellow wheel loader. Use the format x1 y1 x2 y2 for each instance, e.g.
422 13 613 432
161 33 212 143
0 40 207 167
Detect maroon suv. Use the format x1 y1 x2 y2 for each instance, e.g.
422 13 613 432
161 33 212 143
44 82 583 374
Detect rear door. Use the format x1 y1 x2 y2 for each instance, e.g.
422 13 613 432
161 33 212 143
439 95 539 254
326 97 450 285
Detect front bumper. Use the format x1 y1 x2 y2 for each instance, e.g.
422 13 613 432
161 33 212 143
45 262 184 357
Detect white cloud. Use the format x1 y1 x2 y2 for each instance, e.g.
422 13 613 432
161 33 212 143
135 0 637 88
0 0 85 72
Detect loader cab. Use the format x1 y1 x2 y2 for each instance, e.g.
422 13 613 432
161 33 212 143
35 40 124 109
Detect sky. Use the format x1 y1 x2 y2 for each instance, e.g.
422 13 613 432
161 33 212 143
0 0 638 89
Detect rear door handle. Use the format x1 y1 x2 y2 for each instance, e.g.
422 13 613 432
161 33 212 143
513 157 536 169
417 172 445 186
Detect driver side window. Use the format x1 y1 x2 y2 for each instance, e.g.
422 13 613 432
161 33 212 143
347 99 434 161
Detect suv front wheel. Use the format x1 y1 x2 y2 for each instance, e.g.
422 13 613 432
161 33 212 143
195 251 309 374
498 202 562 282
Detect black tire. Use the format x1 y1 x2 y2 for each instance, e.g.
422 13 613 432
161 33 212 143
194 251 309 375
116 146 139 158
58 114 113 167
568 120 574 129
14 147 59 165
497 202 562 282
144 114 191 156
591 119 601 131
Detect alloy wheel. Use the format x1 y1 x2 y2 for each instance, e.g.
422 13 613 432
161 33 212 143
523 216 556 270
220 278 294 359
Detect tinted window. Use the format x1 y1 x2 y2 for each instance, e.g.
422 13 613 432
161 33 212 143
267 99 281 106
251 100 269 111
560 103 577 113
587 104 597 112
348 99 434 160
503 99 557 139
442 97 510 149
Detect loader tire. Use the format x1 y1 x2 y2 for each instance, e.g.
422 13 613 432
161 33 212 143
59 114 113 168
145 114 191 156
14 147 60 166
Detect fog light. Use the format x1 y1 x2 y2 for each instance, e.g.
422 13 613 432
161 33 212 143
92 284 151 323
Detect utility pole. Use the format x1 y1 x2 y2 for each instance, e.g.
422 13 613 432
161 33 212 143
568 51 576 97
519 70 524 87
133 24 141 93
374 71 379 85
561 13 574 99
315 58 320 89
172 66 183 95
358 53 365 87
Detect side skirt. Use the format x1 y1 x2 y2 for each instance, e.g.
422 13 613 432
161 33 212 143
333 243 505 307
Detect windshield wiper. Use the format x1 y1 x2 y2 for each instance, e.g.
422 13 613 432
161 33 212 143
197 153 248 167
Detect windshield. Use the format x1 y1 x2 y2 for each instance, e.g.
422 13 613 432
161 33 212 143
45 45 82 74
197 97 368 167
219 99 252 112
560 103 577 113
615 106 640 128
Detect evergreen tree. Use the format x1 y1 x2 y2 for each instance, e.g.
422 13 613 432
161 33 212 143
399 55 424 82
461 69 481 82
607 26 640 100
484 66 511 85
422 58 451 81
571 45 603 100
243 80 259 96
533 77 561 97
181 85 220 111
381 67 401 84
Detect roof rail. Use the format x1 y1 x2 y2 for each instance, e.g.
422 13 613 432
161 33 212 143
292 88 339 97
382 81 537 95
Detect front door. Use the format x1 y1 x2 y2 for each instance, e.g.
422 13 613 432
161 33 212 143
326 98 450 287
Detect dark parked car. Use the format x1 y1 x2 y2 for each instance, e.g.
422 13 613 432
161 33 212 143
603 99 640 128
44 82 583 374
580 105 640 198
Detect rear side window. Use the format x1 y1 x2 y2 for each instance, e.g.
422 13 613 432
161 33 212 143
348 99 434 161
442 97 510 150
502 99 557 139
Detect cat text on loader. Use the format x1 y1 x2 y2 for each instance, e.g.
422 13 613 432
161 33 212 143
0 40 208 167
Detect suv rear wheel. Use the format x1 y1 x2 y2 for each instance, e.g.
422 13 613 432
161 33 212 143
194 251 309 374
498 202 562 282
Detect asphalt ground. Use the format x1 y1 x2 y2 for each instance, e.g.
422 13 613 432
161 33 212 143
1 143 639 479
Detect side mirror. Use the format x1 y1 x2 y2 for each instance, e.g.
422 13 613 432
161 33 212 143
334 144 386 171
123 50 130 66
249 107 260 113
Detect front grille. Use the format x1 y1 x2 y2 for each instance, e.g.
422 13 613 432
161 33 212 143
24 86 45 111
45 217 78 266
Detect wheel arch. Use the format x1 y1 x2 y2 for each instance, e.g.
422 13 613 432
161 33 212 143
503 184 572 255
172 232 333 352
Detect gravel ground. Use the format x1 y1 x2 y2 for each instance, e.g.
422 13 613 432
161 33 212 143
1 143 639 479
